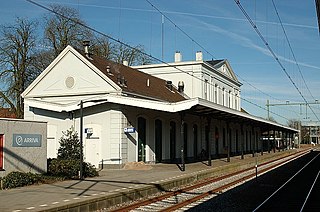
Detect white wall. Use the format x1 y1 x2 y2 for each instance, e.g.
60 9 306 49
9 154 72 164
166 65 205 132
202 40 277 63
134 61 241 111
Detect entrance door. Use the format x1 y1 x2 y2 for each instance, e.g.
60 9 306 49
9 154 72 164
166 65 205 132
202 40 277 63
138 117 146 162
0 135 3 170
155 119 162 163
84 138 100 168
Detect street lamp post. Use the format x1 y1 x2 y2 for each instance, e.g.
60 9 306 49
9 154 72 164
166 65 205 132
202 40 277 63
80 100 84 180
78 99 108 180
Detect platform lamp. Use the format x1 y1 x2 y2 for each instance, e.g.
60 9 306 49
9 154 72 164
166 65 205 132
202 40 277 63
78 98 108 180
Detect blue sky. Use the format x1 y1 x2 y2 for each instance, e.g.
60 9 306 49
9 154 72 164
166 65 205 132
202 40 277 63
2 0 320 125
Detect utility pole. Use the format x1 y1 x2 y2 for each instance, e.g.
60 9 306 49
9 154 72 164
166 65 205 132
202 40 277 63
161 15 164 61
266 100 320 148
266 100 320 120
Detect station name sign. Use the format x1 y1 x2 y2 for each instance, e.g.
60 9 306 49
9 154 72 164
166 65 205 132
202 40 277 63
13 134 42 147
124 127 135 133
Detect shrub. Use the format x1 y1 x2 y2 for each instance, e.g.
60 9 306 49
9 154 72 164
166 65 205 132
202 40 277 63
48 159 98 179
83 162 99 178
2 171 41 189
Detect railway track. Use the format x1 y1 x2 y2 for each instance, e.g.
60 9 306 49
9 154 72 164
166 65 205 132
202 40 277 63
110 149 311 212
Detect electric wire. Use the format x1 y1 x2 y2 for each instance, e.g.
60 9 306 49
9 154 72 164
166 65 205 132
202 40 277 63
235 73 301 117
271 0 316 101
144 0 300 120
25 0 291 122
145 0 217 60
234 0 320 122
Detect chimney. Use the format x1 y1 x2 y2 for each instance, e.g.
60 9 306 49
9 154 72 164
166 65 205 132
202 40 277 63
166 81 173 91
174 51 182 62
178 81 184 93
196 51 203 61
123 60 128 66
106 65 113 75
83 40 90 58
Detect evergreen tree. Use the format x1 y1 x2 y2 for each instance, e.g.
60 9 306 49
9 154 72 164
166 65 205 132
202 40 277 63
57 127 81 160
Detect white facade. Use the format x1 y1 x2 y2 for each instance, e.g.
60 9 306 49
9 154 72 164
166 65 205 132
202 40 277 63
133 53 242 111
22 46 297 169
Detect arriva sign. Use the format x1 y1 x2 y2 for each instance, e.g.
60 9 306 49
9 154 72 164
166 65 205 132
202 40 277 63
12 134 42 147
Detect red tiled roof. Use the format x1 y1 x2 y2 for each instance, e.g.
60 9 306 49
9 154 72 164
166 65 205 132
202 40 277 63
0 108 16 118
77 50 186 103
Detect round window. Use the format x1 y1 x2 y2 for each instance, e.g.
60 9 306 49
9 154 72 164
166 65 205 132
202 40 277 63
65 76 75 89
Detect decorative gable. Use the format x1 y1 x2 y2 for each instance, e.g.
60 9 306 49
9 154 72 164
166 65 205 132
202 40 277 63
22 46 120 103
207 60 239 83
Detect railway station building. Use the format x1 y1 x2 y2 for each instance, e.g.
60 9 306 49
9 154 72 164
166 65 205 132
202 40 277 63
22 44 298 168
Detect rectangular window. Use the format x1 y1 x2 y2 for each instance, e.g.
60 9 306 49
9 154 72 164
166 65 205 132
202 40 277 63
222 89 225 106
0 135 3 170
214 86 217 103
204 79 208 100
235 95 238 110
228 91 231 108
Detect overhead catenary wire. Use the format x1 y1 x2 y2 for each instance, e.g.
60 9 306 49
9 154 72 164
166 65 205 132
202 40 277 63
271 0 316 101
120 0 306 122
144 0 300 120
25 0 291 122
235 73 301 117
60 0 302 121
234 0 320 123
145 0 217 60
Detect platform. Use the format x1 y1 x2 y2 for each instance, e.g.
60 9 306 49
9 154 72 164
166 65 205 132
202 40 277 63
0 148 309 212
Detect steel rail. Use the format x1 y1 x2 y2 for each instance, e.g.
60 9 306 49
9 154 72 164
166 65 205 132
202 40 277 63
163 150 312 212
111 149 311 212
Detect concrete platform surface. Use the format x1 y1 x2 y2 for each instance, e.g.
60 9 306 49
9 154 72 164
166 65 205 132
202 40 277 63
0 148 309 212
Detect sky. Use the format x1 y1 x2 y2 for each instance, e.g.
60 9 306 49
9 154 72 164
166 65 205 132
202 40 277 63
1 0 320 125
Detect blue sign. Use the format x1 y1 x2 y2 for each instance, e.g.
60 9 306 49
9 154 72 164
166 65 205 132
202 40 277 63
13 134 42 147
124 127 135 133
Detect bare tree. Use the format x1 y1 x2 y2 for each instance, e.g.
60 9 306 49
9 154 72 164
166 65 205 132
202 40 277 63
90 35 114 60
43 5 151 65
90 36 152 65
43 5 92 56
267 116 278 123
112 43 152 65
0 18 37 118
287 119 300 129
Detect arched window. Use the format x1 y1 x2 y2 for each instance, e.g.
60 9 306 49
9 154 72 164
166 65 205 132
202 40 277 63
193 124 198 158
223 128 226 147
155 119 162 163
183 123 188 160
215 127 219 155
138 117 146 162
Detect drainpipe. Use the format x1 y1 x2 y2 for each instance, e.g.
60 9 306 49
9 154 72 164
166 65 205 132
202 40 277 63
180 113 185 171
